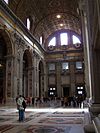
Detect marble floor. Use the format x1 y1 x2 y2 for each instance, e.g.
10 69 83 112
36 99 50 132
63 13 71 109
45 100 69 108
0 104 90 133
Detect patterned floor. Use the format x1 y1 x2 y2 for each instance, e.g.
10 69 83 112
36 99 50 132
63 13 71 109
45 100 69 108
0 106 89 133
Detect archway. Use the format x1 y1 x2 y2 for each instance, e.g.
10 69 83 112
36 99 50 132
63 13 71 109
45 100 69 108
23 49 32 98
38 61 44 97
0 29 13 103
0 36 7 103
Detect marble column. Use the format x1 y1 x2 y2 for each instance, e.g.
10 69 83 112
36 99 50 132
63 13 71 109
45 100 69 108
6 56 15 103
70 62 75 96
33 52 40 97
56 62 61 97
79 2 92 98
92 50 100 103
43 62 47 97
28 68 32 97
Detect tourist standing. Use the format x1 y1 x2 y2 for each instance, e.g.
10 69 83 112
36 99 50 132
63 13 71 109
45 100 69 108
17 95 25 121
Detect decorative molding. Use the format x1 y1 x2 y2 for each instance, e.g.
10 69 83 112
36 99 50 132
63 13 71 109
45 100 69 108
48 46 55 51
13 33 25 46
33 50 40 59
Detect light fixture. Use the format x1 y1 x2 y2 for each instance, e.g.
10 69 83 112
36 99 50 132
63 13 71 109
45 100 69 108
4 0 8 4
60 23 64 27
56 15 61 18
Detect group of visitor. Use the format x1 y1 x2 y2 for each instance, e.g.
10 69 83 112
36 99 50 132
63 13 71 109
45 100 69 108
16 94 88 122
61 95 85 108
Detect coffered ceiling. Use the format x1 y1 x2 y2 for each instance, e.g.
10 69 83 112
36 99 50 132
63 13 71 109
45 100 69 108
9 0 81 43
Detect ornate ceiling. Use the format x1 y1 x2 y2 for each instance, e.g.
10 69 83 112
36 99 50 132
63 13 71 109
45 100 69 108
9 0 81 43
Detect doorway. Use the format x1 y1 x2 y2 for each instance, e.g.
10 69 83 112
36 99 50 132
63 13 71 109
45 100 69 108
63 87 69 97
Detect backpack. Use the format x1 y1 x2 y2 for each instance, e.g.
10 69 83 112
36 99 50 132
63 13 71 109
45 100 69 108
22 100 26 108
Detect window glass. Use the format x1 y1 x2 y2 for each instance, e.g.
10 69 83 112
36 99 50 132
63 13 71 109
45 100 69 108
62 62 69 70
78 91 82 94
60 33 68 45
48 37 56 46
50 88 52 90
49 63 55 71
49 87 56 97
72 35 81 44
53 88 55 90
48 31 81 48
76 61 82 69
4 0 8 4
77 86 83 89
77 86 84 95
27 18 30 30
40 36 42 44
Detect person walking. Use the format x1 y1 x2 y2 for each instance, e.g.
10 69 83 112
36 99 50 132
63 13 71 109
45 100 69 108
17 95 25 122
61 97 64 107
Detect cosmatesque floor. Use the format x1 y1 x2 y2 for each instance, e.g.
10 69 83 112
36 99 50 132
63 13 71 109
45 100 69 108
0 105 90 133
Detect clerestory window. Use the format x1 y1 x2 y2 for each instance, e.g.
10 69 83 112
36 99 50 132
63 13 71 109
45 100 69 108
60 33 68 45
40 36 43 45
48 30 81 47
4 0 8 4
62 62 69 70
48 37 56 46
72 35 81 44
27 18 31 30
76 61 82 69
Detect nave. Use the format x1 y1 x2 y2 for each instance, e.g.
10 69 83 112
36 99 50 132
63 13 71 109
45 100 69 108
0 0 100 132
0 104 89 133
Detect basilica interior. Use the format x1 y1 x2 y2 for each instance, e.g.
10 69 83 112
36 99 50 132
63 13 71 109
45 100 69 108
0 0 100 133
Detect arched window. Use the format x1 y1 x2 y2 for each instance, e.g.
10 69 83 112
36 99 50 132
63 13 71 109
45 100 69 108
60 33 68 45
4 0 8 4
40 36 42 45
48 37 56 46
47 30 81 48
72 35 81 44
27 18 31 30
